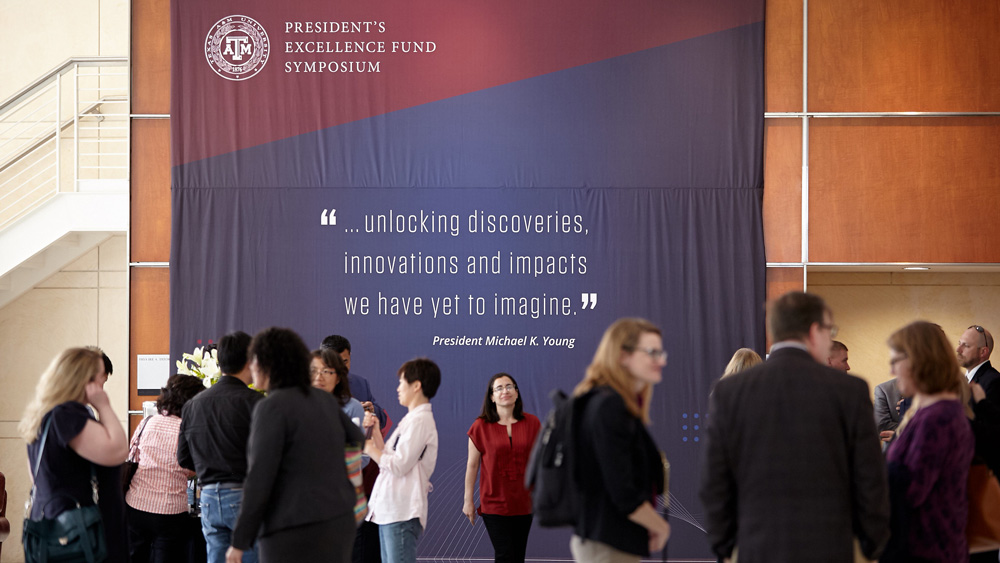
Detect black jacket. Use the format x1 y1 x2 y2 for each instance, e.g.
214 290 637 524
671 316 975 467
573 386 664 556
177 375 263 484
232 386 365 549
700 346 890 563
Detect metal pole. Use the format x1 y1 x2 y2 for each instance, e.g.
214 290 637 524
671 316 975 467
55 70 61 194
801 0 809 287
73 64 79 192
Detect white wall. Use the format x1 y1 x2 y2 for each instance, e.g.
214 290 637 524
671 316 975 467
0 0 129 102
810 272 1000 397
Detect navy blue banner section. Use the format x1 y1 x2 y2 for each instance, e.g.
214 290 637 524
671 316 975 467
171 3 764 558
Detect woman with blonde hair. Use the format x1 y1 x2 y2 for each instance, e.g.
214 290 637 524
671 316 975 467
570 318 670 562
721 348 762 378
881 321 974 563
20 347 130 562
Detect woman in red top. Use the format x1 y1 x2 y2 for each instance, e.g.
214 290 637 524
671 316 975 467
463 373 541 563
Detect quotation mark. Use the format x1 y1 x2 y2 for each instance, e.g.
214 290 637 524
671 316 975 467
321 209 337 226
581 293 597 310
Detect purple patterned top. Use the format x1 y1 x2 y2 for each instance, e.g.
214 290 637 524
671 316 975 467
883 399 974 563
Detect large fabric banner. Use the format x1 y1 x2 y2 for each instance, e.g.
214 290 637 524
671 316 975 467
171 1 765 558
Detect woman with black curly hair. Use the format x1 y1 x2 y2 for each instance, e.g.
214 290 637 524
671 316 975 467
125 373 206 562
228 327 365 563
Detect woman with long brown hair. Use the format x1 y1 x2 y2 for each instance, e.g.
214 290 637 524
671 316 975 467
570 318 670 562
881 321 974 563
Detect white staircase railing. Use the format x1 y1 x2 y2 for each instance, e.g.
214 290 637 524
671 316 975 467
0 57 129 229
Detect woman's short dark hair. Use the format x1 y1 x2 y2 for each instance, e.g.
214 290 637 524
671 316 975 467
312 348 352 406
250 327 312 392
157 374 206 416
478 372 524 423
398 358 441 399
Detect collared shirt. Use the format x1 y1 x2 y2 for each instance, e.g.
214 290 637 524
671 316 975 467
126 414 189 514
966 361 987 383
177 375 263 485
769 340 810 355
367 403 438 529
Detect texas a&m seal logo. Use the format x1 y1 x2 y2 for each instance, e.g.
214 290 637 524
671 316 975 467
204 15 270 81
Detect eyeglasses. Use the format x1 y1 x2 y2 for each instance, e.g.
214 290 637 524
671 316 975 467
889 353 908 366
820 323 839 338
310 368 337 378
970 325 989 348
493 384 515 393
624 346 668 361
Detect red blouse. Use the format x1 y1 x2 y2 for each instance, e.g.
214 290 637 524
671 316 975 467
468 413 541 516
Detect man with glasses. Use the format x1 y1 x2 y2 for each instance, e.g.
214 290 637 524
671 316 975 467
957 325 1000 407
700 291 889 563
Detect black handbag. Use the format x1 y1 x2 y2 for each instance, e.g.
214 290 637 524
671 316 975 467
121 416 151 495
22 417 108 563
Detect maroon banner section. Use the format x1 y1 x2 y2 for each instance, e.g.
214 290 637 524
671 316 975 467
171 0 762 165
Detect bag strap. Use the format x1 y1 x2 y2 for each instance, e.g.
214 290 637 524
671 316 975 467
30 417 53 481
28 413 100 517
73 506 98 563
26 416 54 514
127 415 152 463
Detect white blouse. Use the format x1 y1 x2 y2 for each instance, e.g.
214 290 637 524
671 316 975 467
366 403 438 529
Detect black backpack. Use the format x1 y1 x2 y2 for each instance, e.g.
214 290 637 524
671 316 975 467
524 388 591 527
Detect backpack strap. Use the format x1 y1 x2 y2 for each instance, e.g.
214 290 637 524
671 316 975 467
392 435 429 461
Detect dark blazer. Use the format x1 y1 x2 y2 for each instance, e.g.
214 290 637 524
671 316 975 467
971 360 1000 408
574 386 664 556
700 346 890 563
971 398 1000 478
348 372 387 427
873 378 902 434
232 386 365 549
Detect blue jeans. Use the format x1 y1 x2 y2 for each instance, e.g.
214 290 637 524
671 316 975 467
200 485 257 563
378 518 422 563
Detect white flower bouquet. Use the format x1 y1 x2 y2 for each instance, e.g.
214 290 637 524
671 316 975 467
176 346 221 388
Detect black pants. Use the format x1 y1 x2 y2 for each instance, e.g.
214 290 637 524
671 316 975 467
127 506 196 563
481 513 533 563
258 512 354 563
353 520 382 563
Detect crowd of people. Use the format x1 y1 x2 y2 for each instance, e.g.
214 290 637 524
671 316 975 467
18 290 1000 563
704 292 1000 563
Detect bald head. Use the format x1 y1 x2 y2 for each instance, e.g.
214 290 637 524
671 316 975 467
957 325 993 370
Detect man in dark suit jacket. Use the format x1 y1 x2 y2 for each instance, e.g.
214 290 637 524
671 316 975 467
874 377 902 447
700 292 890 563
958 325 1000 407
959 325 1000 563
